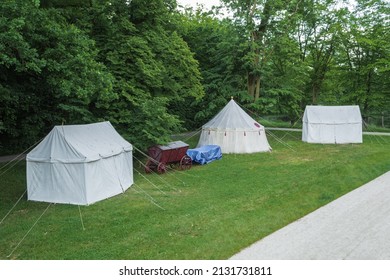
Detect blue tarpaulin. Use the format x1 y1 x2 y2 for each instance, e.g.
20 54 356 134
186 145 222 165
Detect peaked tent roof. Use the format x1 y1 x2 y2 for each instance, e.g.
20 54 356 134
203 99 264 130
303 105 362 124
27 121 132 163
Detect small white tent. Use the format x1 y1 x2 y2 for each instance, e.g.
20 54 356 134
27 121 133 205
302 105 363 144
197 99 271 153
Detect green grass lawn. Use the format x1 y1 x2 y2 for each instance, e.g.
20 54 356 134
0 132 389 260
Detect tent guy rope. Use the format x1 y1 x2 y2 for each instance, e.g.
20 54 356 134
132 154 180 192
234 99 296 152
0 156 26 178
0 189 27 226
0 136 44 174
133 168 168 196
132 183 165 210
7 203 52 258
266 130 297 152
133 145 196 181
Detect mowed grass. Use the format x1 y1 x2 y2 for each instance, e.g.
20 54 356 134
0 132 389 260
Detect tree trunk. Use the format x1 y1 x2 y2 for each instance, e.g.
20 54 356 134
247 73 261 101
255 75 260 101
247 73 255 100
312 84 318 104
245 0 272 102
364 69 372 113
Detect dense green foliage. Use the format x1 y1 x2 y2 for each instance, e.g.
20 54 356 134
1 133 389 259
0 0 203 153
0 0 115 150
206 0 389 121
1 0 389 153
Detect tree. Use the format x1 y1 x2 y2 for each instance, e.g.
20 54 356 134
0 0 114 152
0 0 205 153
297 0 346 104
338 0 390 119
220 0 279 101
86 0 204 149
176 8 246 125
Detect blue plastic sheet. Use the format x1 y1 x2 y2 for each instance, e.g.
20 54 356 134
186 145 222 165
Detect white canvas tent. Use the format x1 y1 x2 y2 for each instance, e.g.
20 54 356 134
197 99 271 153
27 121 133 205
302 105 363 144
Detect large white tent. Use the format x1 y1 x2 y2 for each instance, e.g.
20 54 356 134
197 99 271 153
302 105 363 144
27 121 133 205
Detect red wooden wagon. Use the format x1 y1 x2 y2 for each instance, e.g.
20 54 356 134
145 141 192 174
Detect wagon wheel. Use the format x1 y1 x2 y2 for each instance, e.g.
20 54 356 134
157 162 167 174
180 155 192 170
144 159 153 173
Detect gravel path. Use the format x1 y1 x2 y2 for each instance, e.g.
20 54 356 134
230 171 390 260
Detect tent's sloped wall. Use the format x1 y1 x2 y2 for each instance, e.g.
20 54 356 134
304 105 362 124
302 106 363 144
26 121 133 205
27 128 86 163
203 100 257 130
60 122 132 160
27 122 132 163
202 99 264 130
197 99 271 154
